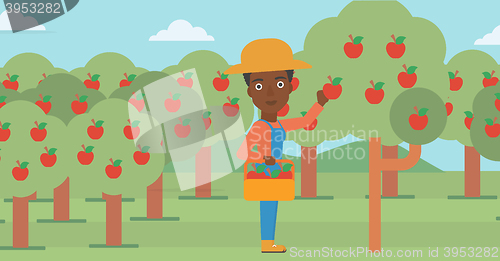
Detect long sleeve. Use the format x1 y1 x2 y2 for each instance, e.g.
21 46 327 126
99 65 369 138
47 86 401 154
279 102 324 132
237 121 269 161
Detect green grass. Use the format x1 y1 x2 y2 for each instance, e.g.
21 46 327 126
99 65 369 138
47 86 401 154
0 171 498 260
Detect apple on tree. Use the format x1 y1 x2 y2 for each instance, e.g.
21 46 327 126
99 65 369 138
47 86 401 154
84 73 101 90
72 94 88 114
177 70 194 88
202 111 212 130
40 146 57 167
495 93 500 112
445 101 453 116
3 73 19 91
344 34 364 58
133 145 150 165
291 71 299 91
77 144 94 165
398 64 418 88
120 73 137 88
365 80 385 104
323 75 342 100
482 71 499 88
0 121 11 141
38 73 47 84
105 158 122 179
484 117 500 138
223 96 240 117
129 92 145 112
87 119 104 140
174 117 191 138
164 92 182 112
31 121 47 142
448 71 463 91
0 96 7 109
123 119 140 140
464 111 474 130
213 70 229 91
409 106 429 130
277 104 289 117
35 94 52 114
12 160 29 181
300 111 317 131
386 34 406 58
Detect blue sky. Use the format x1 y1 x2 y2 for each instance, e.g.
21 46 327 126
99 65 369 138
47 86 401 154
1 0 500 170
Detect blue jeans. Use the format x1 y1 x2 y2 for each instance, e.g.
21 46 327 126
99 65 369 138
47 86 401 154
260 201 278 240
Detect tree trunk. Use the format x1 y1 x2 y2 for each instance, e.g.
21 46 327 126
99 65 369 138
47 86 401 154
102 193 121 246
464 146 480 197
195 146 211 198
54 177 70 221
13 192 37 248
382 145 398 197
147 174 163 219
301 146 317 198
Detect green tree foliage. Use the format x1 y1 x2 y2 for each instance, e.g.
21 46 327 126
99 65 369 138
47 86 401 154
70 53 148 98
470 85 500 161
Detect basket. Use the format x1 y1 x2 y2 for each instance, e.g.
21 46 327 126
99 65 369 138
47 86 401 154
243 159 295 201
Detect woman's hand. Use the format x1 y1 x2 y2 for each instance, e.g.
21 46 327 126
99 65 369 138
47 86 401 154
263 156 276 166
317 90 329 107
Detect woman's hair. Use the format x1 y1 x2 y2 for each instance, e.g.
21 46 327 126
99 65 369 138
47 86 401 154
243 70 294 86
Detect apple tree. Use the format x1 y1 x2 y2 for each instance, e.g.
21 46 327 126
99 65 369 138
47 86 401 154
440 50 499 198
286 1 448 250
162 50 253 199
70 53 148 97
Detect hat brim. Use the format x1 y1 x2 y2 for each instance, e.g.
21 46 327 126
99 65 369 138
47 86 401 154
224 59 311 75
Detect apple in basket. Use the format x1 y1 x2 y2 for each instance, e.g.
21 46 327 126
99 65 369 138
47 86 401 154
247 164 270 179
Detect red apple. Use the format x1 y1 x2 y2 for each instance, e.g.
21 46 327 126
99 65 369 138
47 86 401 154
386 34 406 58
223 96 240 117
120 73 136 87
398 64 418 88
449 70 463 91
165 92 181 112
177 71 193 88
485 117 500 138
291 71 299 91
323 75 342 99
344 34 363 58
203 111 212 130
129 92 145 112
483 70 499 88
0 121 11 141
277 104 289 117
3 73 19 91
87 119 104 140
247 171 269 179
495 93 500 112
175 118 191 138
72 94 88 114
409 106 429 130
105 158 122 179
40 146 57 167
445 102 453 116
35 94 52 114
12 160 29 181
77 144 94 165
213 70 229 91
0 95 6 109
84 73 101 90
38 73 47 84
464 111 474 130
31 121 47 142
134 145 150 165
365 80 385 104
301 111 317 131
123 119 140 140
276 171 293 179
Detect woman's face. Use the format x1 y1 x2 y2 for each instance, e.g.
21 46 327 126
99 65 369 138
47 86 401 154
247 70 293 114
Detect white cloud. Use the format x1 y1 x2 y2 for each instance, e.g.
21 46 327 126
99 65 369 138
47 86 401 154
475 25 500 45
0 11 45 31
149 20 214 41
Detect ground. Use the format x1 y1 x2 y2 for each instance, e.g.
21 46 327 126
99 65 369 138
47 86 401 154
0 171 499 260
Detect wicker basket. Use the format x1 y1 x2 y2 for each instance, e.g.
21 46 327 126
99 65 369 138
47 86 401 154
243 159 295 201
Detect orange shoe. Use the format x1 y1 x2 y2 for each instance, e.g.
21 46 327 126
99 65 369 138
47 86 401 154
261 240 287 253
